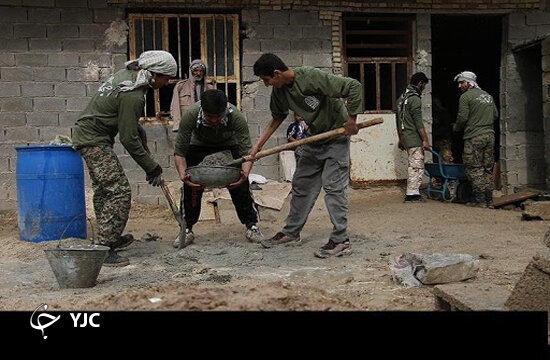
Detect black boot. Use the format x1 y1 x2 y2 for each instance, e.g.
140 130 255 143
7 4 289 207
466 192 487 208
103 248 129 267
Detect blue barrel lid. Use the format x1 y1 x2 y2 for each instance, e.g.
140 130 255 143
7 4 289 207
15 144 74 152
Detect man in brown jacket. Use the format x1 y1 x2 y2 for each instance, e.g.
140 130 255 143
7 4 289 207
170 59 215 131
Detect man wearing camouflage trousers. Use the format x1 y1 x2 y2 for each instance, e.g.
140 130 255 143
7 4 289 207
72 50 177 266
453 71 498 208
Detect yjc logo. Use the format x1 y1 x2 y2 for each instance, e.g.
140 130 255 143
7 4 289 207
30 303 101 339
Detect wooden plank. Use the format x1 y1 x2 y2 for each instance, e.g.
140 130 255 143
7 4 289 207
493 189 540 208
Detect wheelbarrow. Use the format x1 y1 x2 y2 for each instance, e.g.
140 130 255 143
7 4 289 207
424 149 471 202
186 117 384 188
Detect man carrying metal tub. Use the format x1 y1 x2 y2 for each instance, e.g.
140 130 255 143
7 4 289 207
72 50 177 267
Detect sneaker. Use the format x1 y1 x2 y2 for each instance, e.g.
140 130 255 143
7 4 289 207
110 234 135 250
173 228 194 248
314 239 352 258
404 195 423 203
245 224 264 243
260 231 300 248
103 249 129 267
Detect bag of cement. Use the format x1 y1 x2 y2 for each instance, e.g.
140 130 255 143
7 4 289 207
390 252 480 287
414 253 479 285
50 135 72 145
390 253 424 287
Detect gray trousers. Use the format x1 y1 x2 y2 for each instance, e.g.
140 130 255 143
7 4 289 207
282 135 350 243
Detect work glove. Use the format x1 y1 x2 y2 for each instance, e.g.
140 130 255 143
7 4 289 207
146 165 163 187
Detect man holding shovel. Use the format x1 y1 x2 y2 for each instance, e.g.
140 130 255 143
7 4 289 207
173 89 264 247
251 53 363 258
72 50 177 267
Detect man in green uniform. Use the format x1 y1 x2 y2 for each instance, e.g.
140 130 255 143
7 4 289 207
251 53 362 258
173 89 263 248
72 50 177 267
395 72 431 203
453 71 498 208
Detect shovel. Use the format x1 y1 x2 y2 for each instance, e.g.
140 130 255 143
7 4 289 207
186 118 384 188
226 117 384 166
159 178 191 249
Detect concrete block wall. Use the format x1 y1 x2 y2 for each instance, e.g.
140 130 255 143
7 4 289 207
0 1 126 211
502 10 550 193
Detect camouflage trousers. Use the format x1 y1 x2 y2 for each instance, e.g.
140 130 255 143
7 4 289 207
78 145 131 246
406 146 424 196
463 133 495 195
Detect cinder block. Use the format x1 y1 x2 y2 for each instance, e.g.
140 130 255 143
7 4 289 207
0 83 21 97
3 126 40 142
14 23 45 38
21 82 54 97
0 39 26 51
79 24 109 38
302 26 331 39
0 24 14 39
67 68 99 82
63 39 96 52
79 54 111 67
33 97 66 112
0 8 28 22
242 8 259 23
66 97 91 112
1 67 33 82
29 39 62 52
260 39 290 51
0 112 26 127
259 11 289 25
59 111 79 127
29 8 61 24
290 11 319 25
134 195 160 206
290 40 324 51
33 67 66 81
93 9 125 23
0 54 15 66
0 98 33 112
39 126 70 142
60 9 93 24
26 112 59 126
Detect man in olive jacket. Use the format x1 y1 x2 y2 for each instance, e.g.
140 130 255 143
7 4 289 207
251 53 362 258
72 50 177 267
453 71 499 208
395 72 431 203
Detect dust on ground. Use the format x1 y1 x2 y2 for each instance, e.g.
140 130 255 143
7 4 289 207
1 185 549 311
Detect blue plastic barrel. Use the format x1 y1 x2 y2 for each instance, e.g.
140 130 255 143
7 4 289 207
15 145 87 242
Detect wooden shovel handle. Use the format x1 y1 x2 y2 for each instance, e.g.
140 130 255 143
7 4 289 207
227 117 383 166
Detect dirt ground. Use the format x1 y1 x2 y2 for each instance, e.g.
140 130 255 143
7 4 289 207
1 185 549 313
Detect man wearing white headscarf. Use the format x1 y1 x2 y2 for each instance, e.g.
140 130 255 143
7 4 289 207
72 50 177 266
453 71 499 208
170 59 215 132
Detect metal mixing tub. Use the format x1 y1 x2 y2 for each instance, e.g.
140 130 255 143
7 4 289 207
186 165 241 188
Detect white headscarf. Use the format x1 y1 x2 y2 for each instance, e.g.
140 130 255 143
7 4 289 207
454 71 479 88
119 50 177 92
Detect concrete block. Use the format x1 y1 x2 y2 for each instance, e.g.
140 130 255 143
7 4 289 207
33 67 66 81
29 39 61 51
29 8 60 23
303 53 332 68
67 68 99 82
21 82 54 97
46 24 79 39
58 111 79 127
1 67 33 81
55 82 86 97
0 97 33 112
135 195 160 206
33 97 66 112
526 12 550 26
505 254 550 311
259 10 289 25
273 25 302 39
0 83 21 97
290 40 324 51
0 112 26 127
60 8 92 24
26 112 59 126
0 24 14 39
93 9 125 24
23 0 54 6
242 8 259 23
63 39 96 52
0 54 15 67
0 7 27 22
79 54 111 68
79 24 109 38
290 11 319 25
3 126 39 142
433 283 510 311
257 191 290 222
242 38 260 52
260 39 290 52
13 23 45 38
199 191 217 221
250 24 273 39
302 26 331 39
48 53 79 67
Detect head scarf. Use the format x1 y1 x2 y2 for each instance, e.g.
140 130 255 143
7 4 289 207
190 59 207 81
454 71 479 88
118 50 177 92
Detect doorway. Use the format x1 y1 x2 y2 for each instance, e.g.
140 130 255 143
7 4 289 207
431 15 502 165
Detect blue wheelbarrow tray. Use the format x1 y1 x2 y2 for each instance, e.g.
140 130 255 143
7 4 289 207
424 150 470 202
